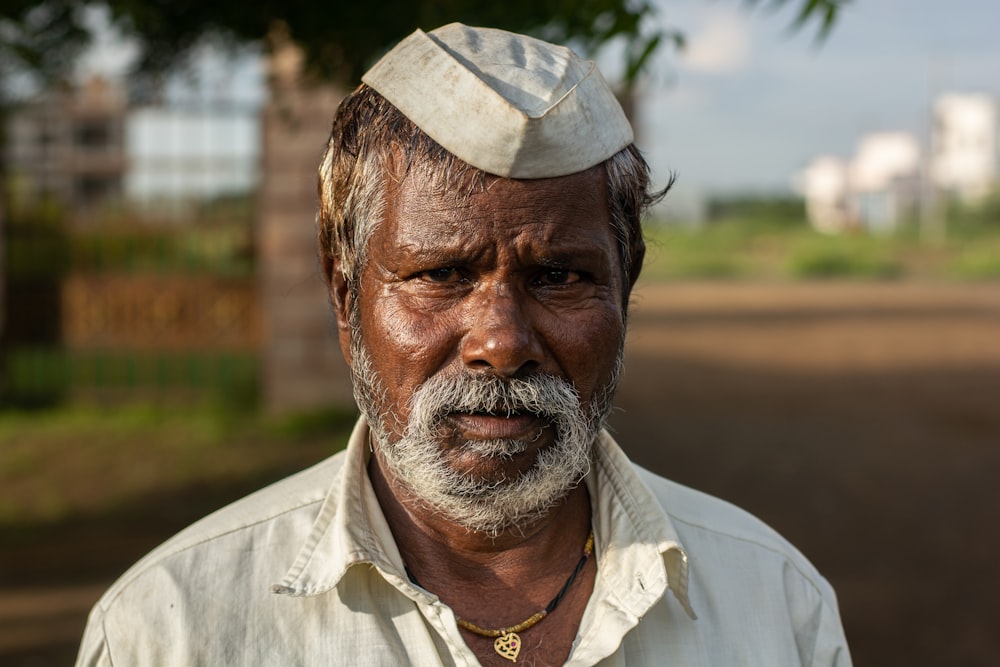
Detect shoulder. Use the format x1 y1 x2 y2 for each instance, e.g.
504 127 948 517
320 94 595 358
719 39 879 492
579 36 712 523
634 464 835 598
93 449 348 611
635 465 793 549
631 467 852 664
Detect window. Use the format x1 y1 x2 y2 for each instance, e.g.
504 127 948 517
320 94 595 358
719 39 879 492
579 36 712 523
75 121 112 149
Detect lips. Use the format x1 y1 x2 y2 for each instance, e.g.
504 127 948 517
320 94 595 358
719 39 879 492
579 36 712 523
446 411 547 441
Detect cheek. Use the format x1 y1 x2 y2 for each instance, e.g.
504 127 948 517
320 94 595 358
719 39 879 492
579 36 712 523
361 294 460 393
542 303 624 399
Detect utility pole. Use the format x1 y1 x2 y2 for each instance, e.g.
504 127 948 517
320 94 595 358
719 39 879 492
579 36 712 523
920 56 951 245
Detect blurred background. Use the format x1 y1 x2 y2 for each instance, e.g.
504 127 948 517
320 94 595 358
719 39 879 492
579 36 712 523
1 1 998 665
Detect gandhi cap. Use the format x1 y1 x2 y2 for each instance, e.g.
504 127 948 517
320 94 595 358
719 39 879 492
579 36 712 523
361 23 633 179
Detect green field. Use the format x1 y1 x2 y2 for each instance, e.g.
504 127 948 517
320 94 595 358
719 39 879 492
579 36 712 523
639 214 1000 282
0 405 355 528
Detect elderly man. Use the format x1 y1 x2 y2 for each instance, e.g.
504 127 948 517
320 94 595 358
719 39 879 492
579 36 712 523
77 24 851 667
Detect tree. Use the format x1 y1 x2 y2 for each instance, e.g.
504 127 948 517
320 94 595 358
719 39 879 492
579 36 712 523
1 1 851 93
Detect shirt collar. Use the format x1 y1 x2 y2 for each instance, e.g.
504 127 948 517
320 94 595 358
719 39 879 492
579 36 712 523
588 429 696 620
272 417 413 598
273 417 694 620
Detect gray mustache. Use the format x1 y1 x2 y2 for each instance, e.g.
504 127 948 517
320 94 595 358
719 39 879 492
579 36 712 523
411 373 582 423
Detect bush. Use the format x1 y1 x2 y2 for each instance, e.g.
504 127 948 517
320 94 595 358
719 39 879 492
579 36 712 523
2 202 71 407
949 243 1000 280
706 195 806 228
787 239 902 279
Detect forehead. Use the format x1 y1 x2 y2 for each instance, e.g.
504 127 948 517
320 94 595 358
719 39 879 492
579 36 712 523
377 164 613 254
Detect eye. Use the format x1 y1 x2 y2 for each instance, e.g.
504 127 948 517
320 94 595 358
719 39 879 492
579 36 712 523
418 267 463 283
536 269 581 286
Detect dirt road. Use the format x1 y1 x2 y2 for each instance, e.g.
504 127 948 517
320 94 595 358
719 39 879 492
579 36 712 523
612 282 1000 667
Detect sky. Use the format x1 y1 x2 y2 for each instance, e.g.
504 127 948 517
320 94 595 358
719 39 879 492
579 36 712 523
67 1 1000 204
637 0 1000 205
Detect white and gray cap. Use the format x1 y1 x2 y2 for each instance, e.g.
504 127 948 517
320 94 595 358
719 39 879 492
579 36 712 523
362 23 633 179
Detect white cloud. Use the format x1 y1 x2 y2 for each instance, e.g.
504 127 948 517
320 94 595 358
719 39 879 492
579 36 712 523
680 9 753 74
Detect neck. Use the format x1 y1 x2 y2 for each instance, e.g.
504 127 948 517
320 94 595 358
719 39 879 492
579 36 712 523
369 451 597 667
368 451 593 577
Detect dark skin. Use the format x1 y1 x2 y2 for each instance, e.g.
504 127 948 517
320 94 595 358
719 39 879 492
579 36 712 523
328 165 636 666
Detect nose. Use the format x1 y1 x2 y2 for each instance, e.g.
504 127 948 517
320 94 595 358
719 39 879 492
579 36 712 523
461 283 543 377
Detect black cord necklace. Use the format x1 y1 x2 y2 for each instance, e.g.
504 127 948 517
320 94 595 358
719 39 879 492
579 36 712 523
405 530 595 663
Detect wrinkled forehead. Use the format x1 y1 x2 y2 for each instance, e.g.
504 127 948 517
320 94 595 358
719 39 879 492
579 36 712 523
372 165 615 280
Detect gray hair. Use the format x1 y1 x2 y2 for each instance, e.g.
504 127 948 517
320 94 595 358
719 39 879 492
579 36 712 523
317 84 670 307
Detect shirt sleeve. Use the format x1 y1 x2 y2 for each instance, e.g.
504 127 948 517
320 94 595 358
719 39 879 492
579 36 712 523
809 596 853 667
784 561 853 667
75 606 114 667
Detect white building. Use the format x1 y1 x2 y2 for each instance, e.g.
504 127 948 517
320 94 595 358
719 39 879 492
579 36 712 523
848 132 922 233
799 133 921 233
930 93 998 202
4 76 127 220
799 92 999 233
798 156 850 234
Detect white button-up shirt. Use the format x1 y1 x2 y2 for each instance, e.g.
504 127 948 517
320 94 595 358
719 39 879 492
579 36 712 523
76 417 852 666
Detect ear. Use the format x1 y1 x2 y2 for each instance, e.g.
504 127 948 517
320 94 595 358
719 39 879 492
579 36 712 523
328 257 355 367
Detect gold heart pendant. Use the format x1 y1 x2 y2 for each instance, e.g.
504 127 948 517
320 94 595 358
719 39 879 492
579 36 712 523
494 631 521 663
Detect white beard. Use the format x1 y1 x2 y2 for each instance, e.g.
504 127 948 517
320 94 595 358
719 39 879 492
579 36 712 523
350 341 621 536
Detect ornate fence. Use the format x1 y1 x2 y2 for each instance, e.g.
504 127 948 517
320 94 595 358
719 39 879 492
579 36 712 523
3 216 260 407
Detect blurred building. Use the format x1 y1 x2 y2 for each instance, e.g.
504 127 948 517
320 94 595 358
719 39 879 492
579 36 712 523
848 132 922 233
4 75 260 222
799 133 921 233
798 156 850 234
4 76 127 221
799 91 1000 233
930 93 998 203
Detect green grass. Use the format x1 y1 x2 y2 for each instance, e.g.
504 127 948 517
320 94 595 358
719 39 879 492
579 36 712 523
4 349 261 409
639 216 1000 283
0 404 357 526
948 240 1000 279
786 237 903 279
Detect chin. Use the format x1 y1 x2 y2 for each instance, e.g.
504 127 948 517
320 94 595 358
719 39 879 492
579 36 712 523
400 436 592 536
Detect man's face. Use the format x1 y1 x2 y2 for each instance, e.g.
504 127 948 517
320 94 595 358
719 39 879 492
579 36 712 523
341 164 628 532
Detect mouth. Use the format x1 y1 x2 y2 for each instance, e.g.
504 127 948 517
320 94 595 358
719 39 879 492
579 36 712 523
445 411 547 441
